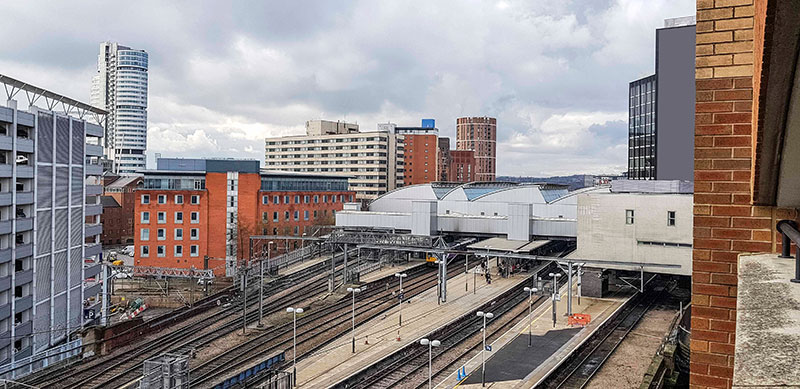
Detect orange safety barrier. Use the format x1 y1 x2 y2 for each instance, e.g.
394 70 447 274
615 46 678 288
568 313 591 327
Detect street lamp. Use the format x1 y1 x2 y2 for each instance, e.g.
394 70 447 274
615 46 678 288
476 311 494 387
395 272 407 327
268 241 274 274
286 307 304 387
523 287 538 347
347 287 361 353
420 338 441 389
548 272 562 328
258 259 264 327
302 232 307 251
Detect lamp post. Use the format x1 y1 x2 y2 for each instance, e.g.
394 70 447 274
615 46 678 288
523 287 538 347
302 232 307 252
258 259 264 327
420 338 441 389
268 241 274 274
347 287 361 353
465 254 469 292
549 273 562 328
476 311 494 387
286 307 304 387
395 272 407 327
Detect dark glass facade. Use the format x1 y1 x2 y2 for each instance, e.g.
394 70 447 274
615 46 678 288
628 74 656 180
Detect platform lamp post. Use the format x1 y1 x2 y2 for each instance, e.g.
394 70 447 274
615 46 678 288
465 254 470 292
258 259 264 327
523 287 538 347
477 311 494 387
420 338 441 389
347 287 361 353
267 241 274 274
286 307 303 387
395 272 407 327
549 273 562 328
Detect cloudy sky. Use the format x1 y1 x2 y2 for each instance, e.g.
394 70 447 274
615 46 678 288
1 0 693 176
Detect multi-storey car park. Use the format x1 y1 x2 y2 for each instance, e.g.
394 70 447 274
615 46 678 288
0 74 105 377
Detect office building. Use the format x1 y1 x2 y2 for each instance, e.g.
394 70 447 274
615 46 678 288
456 116 496 181
0 74 105 374
394 120 439 186
627 17 695 181
265 120 404 201
91 42 149 175
134 158 354 275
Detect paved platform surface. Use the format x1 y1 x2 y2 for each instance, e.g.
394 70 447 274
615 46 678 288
442 286 631 389
277 252 332 276
294 265 525 388
358 261 423 284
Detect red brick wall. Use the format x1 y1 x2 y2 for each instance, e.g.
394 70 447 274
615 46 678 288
692 1 799 387
404 134 438 185
448 150 475 182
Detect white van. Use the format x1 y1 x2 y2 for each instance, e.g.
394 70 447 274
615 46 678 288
123 245 135 256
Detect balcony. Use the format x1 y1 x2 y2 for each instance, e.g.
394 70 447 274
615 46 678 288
14 243 32 259
85 184 102 196
85 143 103 157
86 204 102 217
84 263 102 279
14 320 31 338
0 192 11 207
14 269 32 286
16 166 33 179
85 164 102 176
85 223 102 237
13 295 32 313
0 276 9 291
84 282 101 298
0 220 10 235
85 243 101 258
0 303 9 322
15 191 33 205
0 135 11 151
0 165 10 178
86 123 104 138
16 138 33 153
15 217 32 232
0 248 9 264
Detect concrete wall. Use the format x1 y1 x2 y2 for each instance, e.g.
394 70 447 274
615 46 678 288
573 192 692 276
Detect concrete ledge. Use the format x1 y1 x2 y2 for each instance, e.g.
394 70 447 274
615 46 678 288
733 254 800 387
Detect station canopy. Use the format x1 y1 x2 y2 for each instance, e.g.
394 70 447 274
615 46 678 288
467 237 551 253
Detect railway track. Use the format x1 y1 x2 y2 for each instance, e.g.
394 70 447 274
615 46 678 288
331 262 557 389
22 253 348 389
191 256 479 388
536 278 663 389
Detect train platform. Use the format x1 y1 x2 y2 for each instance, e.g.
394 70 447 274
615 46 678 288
357 260 423 284
276 252 332 276
294 265 524 388
442 286 633 388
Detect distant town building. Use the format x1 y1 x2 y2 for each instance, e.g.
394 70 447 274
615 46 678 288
448 150 475 182
133 158 354 275
91 42 149 175
265 120 404 201
395 120 439 186
627 18 695 181
436 137 451 182
101 174 142 245
0 74 105 372
456 116 496 181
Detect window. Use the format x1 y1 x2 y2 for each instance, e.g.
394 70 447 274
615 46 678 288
175 212 183 223
141 245 149 257
349 195 354 202
262 212 268 221
304 211 309 220
174 245 183 257
190 212 199 223
314 195 319 203
190 245 199 257
141 228 149 241
284 195 290 204
332 195 337 203
294 226 299 235
228 196 236 207
323 195 327 203
294 211 299 221
626 210 635 225
313 210 318 219
141 211 150 224
157 212 166 224
295 195 300 204
175 228 183 240
157 245 165 257
285 211 290 221
190 228 199 240
175 195 184 204
304 195 309 203
273 212 278 222
667 211 676 226
157 228 166 240
274 196 280 204
158 195 166 204
262 195 269 204
141 194 150 204
191 195 200 205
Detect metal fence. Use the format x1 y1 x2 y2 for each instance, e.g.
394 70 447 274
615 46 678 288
0 338 81 380
141 353 189 389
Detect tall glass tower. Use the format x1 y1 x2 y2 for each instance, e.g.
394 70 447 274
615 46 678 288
91 42 148 175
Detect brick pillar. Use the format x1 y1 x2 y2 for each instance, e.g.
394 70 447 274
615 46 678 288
693 1 798 388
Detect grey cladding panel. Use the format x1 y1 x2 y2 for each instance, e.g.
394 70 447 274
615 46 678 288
56 117 69 164
69 287 82 328
33 303 50 352
71 121 84 164
52 294 66 340
70 207 82 246
37 166 52 209
70 248 82 287
35 256 50 302
37 113 53 163
56 167 69 207
53 251 67 294
71 168 82 205
36 210 51 255
54 209 68 250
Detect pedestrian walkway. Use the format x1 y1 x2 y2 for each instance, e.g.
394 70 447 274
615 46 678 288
441 285 632 388
294 265 524 388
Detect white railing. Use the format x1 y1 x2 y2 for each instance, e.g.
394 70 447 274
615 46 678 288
0 338 82 379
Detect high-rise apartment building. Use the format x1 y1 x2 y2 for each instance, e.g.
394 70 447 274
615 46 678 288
0 75 104 374
448 150 475 182
91 42 149 175
626 17 695 181
265 120 404 201
456 116 496 181
437 137 451 182
133 158 353 275
394 120 438 186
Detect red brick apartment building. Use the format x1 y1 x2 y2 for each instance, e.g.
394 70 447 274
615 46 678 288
692 0 800 387
101 174 141 245
448 150 475 182
456 116 496 181
133 159 353 275
400 131 438 185
395 120 480 185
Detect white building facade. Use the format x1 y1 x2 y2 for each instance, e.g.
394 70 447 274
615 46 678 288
91 42 148 175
